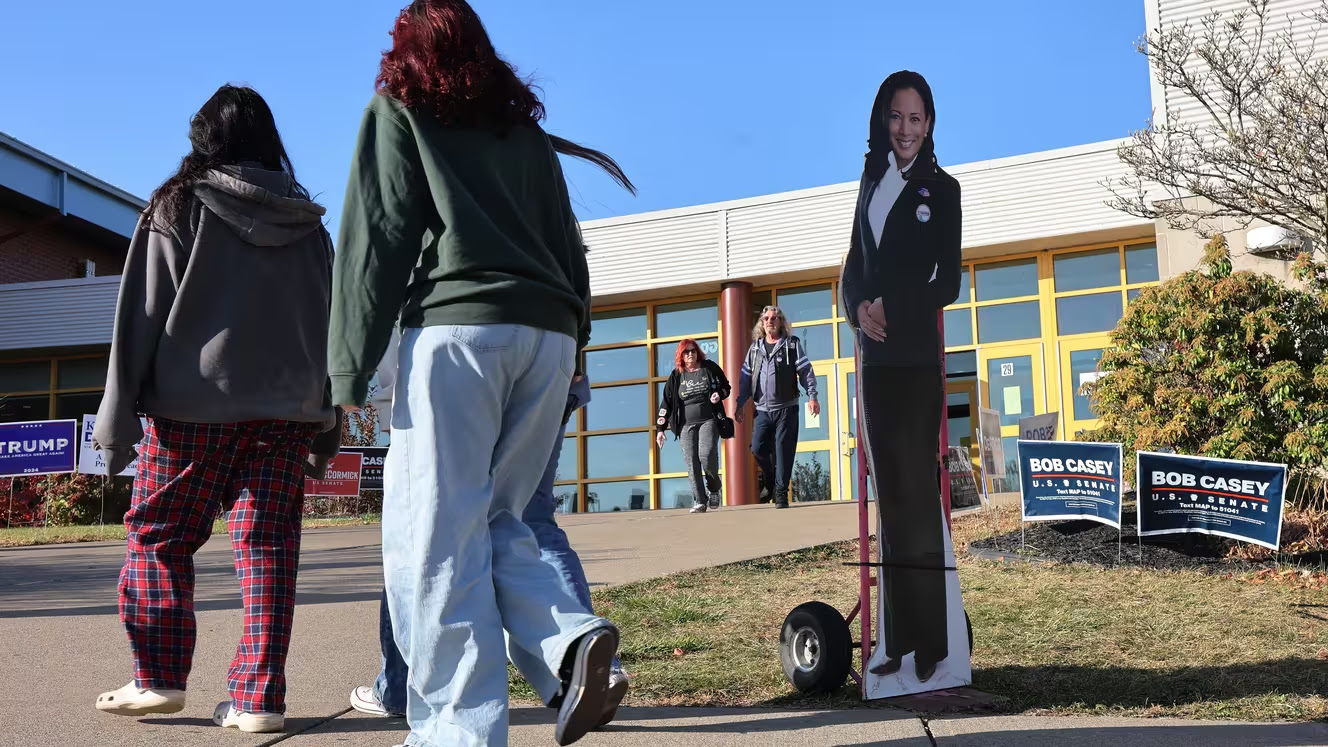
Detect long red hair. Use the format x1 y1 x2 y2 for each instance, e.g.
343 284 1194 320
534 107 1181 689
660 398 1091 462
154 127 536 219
673 339 707 371
376 0 543 128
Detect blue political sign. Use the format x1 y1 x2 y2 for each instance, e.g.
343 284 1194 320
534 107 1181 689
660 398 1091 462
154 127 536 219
1018 440 1124 529
0 420 78 477
1136 451 1286 550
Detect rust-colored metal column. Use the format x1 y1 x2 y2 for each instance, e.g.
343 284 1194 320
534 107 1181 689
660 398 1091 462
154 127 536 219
720 281 754 505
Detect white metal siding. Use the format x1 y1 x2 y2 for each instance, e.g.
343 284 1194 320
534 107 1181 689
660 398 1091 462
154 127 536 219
727 189 857 279
1156 0 1326 130
0 278 119 351
954 146 1141 248
584 213 720 296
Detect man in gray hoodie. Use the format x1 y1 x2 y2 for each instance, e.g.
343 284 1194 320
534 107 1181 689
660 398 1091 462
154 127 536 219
92 85 339 737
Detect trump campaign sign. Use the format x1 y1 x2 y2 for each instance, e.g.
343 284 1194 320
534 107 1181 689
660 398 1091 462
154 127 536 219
1017 440 1124 529
1136 451 1286 550
0 420 78 477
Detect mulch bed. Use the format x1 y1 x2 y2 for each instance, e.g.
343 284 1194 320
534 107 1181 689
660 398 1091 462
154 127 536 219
968 505 1321 572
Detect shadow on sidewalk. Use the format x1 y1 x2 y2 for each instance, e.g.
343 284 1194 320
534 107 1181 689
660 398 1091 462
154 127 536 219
840 720 1328 746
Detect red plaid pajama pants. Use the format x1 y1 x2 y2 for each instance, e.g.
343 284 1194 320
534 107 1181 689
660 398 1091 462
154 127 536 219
119 417 319 714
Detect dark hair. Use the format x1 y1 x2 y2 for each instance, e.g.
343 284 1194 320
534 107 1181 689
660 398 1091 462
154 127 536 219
376 0 635 194
864 70 938 181
147 84 309 228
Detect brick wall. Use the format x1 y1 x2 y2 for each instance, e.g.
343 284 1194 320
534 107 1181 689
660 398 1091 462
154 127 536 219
0 206 126 284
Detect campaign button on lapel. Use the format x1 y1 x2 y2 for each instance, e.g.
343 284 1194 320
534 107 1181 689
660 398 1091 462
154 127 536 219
916 204 931 222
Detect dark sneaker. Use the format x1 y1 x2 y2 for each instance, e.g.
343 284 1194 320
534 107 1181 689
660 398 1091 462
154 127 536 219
708 493 721 510
555 628 618 745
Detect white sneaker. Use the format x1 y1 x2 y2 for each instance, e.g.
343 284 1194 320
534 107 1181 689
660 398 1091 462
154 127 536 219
213 700 285 733
95 682 185 715
690 503 707 513
349 685 400 717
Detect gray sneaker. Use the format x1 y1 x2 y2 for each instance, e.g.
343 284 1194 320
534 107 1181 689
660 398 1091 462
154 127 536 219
708 493 721 510
598 664 630 727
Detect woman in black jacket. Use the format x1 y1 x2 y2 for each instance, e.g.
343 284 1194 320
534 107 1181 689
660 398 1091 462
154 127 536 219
655 339 731 513
840 70 966 688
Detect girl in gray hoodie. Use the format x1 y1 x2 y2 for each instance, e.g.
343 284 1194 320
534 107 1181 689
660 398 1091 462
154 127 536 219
92 84 339 735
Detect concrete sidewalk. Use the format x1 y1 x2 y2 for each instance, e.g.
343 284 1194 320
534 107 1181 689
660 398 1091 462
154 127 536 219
4 500 1325 746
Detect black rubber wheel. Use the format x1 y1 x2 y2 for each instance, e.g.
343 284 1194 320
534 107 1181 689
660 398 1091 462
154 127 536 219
779 601 852 693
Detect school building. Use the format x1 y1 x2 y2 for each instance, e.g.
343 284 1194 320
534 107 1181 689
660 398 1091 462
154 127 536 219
0 0 1308 513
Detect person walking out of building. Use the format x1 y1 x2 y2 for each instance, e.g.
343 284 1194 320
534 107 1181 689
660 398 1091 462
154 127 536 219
349 339 630 729
327 2 636 745
92 84 342 734
655 339 731 513
840 70 964 684
735 306 819 508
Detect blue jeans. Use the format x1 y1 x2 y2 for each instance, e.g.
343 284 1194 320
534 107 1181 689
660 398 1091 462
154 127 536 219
374 376 606 715
381 325 612 747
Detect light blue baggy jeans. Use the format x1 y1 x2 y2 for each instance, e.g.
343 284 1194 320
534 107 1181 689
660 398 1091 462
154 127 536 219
383 324 611 747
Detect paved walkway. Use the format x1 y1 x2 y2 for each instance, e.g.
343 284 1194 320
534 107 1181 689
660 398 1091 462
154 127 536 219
3 501 1326 746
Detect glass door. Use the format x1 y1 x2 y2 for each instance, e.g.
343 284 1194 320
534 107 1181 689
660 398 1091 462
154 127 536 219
945 378 979 467
789 361 836 503
978 342 1047 490
1058 336 1112 439
838 362 862 501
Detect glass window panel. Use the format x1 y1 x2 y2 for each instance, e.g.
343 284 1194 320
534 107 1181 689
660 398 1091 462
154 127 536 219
846 371 857 437
657 477 694 510
955 266 972 304
585 384 649 431
849 446 875 501
977 301 1041 343
943 308 973 347
751 290 774 331
947 390 974 449
554 484 578 514
945 350 978 379
589 308 646 346
796 324 834 361
658 431 686 474
798 374 830 442
1127 288 1143 304
1056 292 1123 336
1126 244 1160 284
55 392 103 422
585 480 649 513
56 356 108 390
583 346 646 384
585 432 649 479
1053 248 1120 293
791 450 832 503
0 361 51 393
0 395 49 424
837 322 856 359
555 436 579 484
655 299 718 339
975 259 1038 301
654 338 718 378
986 355 1035 428
1069 348 1106 422
776 284 833 323
999 436 1022 492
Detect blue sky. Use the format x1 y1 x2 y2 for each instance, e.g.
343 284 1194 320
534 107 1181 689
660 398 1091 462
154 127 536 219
0 0 1151 233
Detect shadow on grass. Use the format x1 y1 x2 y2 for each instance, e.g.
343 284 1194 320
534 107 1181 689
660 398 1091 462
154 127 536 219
971 658 1327 717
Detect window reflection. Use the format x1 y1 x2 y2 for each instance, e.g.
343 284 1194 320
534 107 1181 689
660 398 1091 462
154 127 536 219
791 450 832 503
1054 248 1119 293
590 308 646 346
56 356 109 390
654 338 718 378
797 324 835 361
586 480 650 512
975 259 1037 301
657 477 693 510
1069 349 1105 421
554 485 579 514
584 346 647 383
838 322 856 358
777 284 833 323
1126 244 1160 284
585 432 650 479
655 299 718 339
944 308 972 347
1056 293 1123 336
555 436 578 483
977 301 1041 343
586 384 648 431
